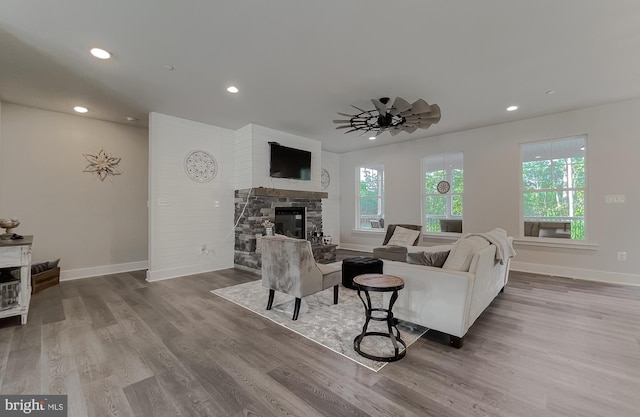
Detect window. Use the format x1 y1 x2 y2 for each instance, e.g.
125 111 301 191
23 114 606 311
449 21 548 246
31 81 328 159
357 164 384 230
521 136 586 240
422 153 463 232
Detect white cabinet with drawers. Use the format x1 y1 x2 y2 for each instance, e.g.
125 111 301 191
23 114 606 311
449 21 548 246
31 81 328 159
0 236 33 324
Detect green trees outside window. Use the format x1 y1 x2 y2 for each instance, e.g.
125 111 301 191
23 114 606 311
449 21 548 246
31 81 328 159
521 137 586 240
423 153 463 232
358 165 384 229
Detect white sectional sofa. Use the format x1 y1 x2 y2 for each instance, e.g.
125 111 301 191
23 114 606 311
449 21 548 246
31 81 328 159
381 232 514 348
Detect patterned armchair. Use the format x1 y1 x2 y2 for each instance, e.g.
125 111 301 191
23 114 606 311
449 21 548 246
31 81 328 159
260 235 341 320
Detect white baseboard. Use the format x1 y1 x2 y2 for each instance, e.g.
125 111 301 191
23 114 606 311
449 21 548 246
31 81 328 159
510 261 640 286
60 260 148 281
146 262 233 282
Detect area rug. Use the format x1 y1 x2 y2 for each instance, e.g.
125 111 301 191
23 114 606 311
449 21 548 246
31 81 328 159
211 279 428 372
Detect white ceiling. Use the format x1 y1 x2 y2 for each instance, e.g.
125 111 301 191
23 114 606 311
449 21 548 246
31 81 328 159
1 1 640 153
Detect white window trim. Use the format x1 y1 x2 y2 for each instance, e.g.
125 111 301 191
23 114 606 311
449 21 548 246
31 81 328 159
421 152 463 233
519 135 589 242
355 164 385 231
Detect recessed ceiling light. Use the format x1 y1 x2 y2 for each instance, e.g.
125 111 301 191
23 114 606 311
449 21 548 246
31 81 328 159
126 117 138 122
89 47 111 60
580 146 585 151
163 64 174 71
545 90 556 95
506 105 518 112
226 86 239 93
535 155 541 159
74 106 88 113
369 136 376 140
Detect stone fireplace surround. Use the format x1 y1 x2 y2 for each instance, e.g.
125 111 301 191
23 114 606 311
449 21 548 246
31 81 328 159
234 187 328 269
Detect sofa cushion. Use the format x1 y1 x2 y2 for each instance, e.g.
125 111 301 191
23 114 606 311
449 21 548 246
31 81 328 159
387 226 421 246
31 261 50 275
47 258 61 269
406 250 450 267
373 245 407 262
442 236 490 272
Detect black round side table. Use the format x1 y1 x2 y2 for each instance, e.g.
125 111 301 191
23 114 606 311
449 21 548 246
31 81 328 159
353 273 407 362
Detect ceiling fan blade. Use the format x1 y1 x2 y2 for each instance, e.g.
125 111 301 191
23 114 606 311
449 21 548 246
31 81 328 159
429 104 441 120
410 99 431 114
389 97 411 115
335 125 353 129
350 104 367 113
390 127 402 136
337 112 354 117
402 125 418 134
358 127 376 136
376 128 385 137
371 99 387 115
344 128 363 134
415 121 433 129
333 119 352 123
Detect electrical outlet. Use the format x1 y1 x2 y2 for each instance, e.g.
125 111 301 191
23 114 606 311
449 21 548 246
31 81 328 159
606 195 626 204
617 252 627 261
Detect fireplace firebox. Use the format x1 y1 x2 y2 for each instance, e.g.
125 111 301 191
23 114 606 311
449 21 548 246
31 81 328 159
275 207 306 239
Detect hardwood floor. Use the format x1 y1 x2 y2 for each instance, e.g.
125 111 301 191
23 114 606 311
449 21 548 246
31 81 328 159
1 259 639 417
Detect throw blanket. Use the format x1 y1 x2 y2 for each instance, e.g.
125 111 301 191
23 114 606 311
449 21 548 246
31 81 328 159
462 228 515 264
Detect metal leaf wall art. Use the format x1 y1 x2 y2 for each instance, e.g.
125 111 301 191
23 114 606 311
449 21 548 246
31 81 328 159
83 149 122 181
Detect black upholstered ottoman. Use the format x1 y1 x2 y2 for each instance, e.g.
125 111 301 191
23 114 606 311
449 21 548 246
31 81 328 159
342 257 384 289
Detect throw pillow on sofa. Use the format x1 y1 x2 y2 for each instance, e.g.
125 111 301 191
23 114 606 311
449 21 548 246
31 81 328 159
406 250 450 267
442 236 489 272
387 226 421 246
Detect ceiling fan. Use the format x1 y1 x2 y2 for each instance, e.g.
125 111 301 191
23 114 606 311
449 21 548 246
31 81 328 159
333 97 441 137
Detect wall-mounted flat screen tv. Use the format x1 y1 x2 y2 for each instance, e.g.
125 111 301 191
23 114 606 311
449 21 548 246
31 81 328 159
269 143 311 180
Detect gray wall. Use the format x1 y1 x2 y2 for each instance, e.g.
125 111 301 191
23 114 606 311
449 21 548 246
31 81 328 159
0 103 148 278
339 99 640 285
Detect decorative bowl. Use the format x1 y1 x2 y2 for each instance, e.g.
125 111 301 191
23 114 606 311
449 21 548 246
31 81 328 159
0 219 19 229
0 218 19 240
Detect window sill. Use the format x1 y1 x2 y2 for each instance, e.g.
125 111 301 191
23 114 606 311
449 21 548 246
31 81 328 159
514 237 598 251
421 232 462 242
351 229 386 236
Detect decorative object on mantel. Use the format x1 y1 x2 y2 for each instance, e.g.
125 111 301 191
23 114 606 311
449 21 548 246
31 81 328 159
184 150 217 183
321 168 331 190
333 96 441 138
0 217 20 240
82 149 122 181
262 219 274 236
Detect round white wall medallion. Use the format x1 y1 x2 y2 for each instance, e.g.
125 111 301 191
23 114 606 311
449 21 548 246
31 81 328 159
184 150 217 182
321 168 331 190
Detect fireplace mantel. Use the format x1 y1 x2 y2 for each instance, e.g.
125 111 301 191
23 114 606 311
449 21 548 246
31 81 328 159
253 187 328 199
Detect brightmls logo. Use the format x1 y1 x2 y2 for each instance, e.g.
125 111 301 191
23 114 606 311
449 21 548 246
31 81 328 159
0 396 67 416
